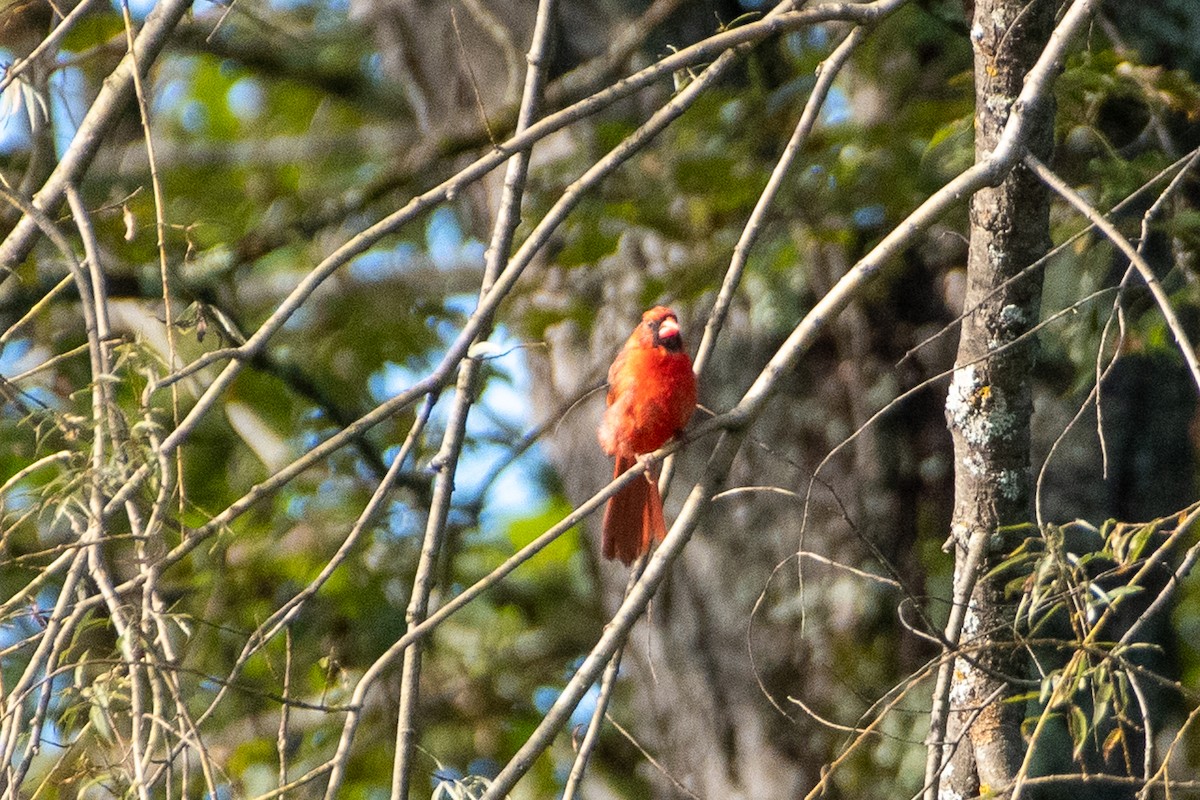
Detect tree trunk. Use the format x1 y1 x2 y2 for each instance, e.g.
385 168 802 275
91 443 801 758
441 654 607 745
939 0 1055 795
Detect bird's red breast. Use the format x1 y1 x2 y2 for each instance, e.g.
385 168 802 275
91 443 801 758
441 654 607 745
598 306 697 564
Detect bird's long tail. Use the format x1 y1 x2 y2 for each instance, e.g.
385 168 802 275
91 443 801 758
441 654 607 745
602 456 666 565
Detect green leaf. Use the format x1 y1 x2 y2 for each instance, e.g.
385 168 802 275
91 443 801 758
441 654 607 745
1039 671 1058 705
1005 690 1043 705
1067 704 1090 760
985 550 1036 581
920 115 973 178
505 496 581 567
1125 523 1156 563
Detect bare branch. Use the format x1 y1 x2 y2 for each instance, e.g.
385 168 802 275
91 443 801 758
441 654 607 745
1025 153 1200 392
0 0 195 274
693 23 867 376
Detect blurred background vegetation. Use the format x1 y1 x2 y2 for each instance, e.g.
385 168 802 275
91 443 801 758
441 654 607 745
1 0 1199 797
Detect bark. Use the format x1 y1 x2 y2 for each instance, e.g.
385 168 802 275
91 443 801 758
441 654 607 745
940 0 1055 795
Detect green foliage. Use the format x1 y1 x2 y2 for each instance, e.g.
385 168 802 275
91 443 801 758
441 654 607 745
989 512 1194 775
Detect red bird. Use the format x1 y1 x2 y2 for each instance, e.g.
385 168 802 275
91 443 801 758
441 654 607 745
598 306 697 564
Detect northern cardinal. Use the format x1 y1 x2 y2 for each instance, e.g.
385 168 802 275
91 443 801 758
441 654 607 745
598 306 697 564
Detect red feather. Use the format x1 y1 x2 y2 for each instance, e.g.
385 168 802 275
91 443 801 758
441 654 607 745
598 307 696 565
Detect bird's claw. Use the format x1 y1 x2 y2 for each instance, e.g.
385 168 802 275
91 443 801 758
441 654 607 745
635 452 661 481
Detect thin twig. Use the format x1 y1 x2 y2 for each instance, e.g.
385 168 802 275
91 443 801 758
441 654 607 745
561 646 624 799
666 19 868 498
109 0 897 621
605 713 703 800
472 8 841 790
692 24 866 377
916 2 1102 795
1008 504 1200 800
278 627 292 789
195 393 437 731
120 0 184 526
98 0 912 519
561 560 646 799
347 1 560 795
0 0 195 274
0 0 107 92
1025 153 1200 392
0 275 72 345
898 145 1200 373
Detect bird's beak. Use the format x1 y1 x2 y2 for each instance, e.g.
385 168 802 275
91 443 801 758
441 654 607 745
658 316 680 340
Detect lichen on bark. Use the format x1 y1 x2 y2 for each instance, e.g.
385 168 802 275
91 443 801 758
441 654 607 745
940 0 1057 794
